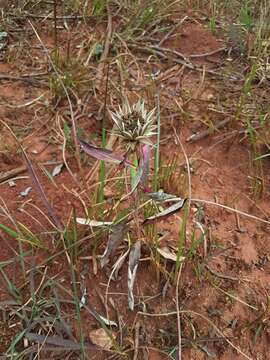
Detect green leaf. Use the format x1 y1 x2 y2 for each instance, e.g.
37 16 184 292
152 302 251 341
0 224 18 238
18 222 43 248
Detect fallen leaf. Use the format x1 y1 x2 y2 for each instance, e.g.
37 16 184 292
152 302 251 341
79 288 87 309
76 218 112 227
20 186 32 197
157 247 185 262
111 248 130 280
128 241 141 310
8 180 16 187
98 315 117 327
146 190 180 202
22 151 63 230
51 163 64 177
143 198 187 225
89 328 114 350
100 222 127 268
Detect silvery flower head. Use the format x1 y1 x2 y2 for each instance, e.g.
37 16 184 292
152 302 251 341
110 99 156 148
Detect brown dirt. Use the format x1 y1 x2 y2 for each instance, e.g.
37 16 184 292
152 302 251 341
0 3 270 360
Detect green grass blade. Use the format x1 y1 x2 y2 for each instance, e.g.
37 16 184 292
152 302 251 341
0 223 19 238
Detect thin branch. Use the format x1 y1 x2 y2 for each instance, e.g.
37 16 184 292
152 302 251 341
158 16 189 46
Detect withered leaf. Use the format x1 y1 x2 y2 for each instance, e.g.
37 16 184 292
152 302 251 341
89 328 115 350
76 218 112 227
132 144 151 192
100 222 128 268
157 246 185 262
143 198 187 225
80 140 132 166
128 241 141 310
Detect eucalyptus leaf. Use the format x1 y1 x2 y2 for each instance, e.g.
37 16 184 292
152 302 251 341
143 198 187 225
100 222 127 268
22 151 63 230
132 144 151 192
20 186 32 197
146 190 181 202
89 328 114 350
128 241 141 310
157 247 185 262
51 163 64 177
79 139 132 166
76 218 112 227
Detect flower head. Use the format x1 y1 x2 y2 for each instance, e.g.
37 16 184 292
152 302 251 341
110 99 156 148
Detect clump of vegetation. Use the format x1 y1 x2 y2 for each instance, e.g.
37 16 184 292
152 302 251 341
0 1 270 359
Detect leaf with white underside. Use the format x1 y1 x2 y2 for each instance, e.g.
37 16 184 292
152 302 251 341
111 248 130 280
157 247 185 262
76 218 112 227
131 145 151 192
146 190 181 202
100 222 127 268
143 198 187 225
79 139 132 166
128 241 141 310
51 163 64 177
98 315 117 327
89 328 115 350
20 186 32 197
79 288 87 309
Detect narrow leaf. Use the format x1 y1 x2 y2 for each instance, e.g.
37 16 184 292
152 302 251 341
143 198 187 225
157 247 185 262
79 287 87 309
18 222 43 248
100 222 127 268
128 241 141 310
98 315 117 327
111 248 130 280
140 144 151 187
22 151 64 231
146 190 181 202
51 163 64 177
76 218 112 227
79 140 132 166
25 333 83 350
20 186 32 197
132 144 151 192
0 224 18 239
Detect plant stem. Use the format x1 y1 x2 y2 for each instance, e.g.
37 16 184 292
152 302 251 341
153 92 160 191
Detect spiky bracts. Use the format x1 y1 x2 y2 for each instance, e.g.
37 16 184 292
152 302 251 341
110 99 156 147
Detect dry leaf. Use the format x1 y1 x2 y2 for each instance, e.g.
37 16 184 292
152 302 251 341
76 218 112 227
80 139 132 166
143 198 187 225
157 246 185 262
128 241 141 310
20 186 32 197
98 315 117 327
132 144 151 192
51 163 64 177
146 190 180 202
100 222 127 268
22 151 63 230
111 249 130 280
89 328 114 350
